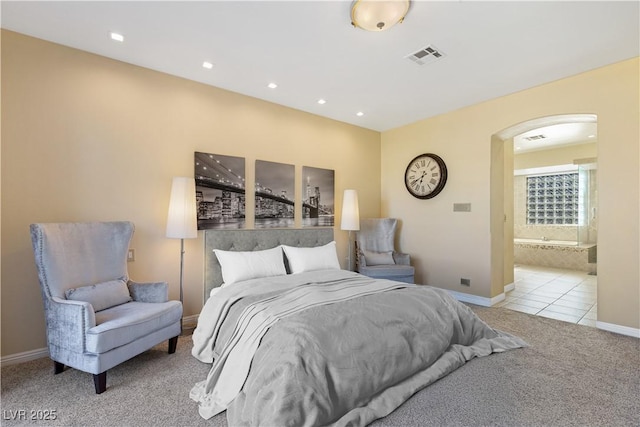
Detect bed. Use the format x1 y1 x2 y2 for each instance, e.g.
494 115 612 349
190 228 526 426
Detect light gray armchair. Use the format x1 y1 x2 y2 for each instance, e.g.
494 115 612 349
356 218 415 284
30 221 182 394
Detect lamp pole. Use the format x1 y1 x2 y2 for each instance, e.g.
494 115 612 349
179 238 185 306
340 189 360 271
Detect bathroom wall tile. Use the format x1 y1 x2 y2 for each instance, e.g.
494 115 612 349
513 169 598 272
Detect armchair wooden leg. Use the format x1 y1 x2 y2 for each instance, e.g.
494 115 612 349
93 372 107 394
53 361 65 375
168 336 178 354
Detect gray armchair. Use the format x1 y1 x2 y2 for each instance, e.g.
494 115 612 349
356 218 415 284
30 221 182 394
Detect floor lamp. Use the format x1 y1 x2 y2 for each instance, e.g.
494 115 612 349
340 189 360 271
166 177 198 333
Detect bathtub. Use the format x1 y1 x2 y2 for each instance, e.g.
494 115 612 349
514 238 578 247
514 238 597 272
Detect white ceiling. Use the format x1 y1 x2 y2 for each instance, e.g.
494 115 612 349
513 122 597 153
1 1 638 135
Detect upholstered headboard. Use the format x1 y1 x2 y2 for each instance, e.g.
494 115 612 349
204 228 334 300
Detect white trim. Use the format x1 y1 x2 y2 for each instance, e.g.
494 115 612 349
495 114 597 140
489 293 505 306
447 290 505 307
596 321 640 338
504 282 515 292
0 347 49 367
182 314 199 325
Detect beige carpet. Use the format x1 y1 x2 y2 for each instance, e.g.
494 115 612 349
1 305 638 426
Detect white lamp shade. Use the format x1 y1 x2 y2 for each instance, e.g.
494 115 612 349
166 177 198 239
351 0 410 32
340 189 360 231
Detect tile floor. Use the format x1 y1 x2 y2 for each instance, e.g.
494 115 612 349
497 264 597 327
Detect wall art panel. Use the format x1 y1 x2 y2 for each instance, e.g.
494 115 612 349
302 166 334 227
195 152 246 230
255 160 295 228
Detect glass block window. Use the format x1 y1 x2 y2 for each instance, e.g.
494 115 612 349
526 173 578 225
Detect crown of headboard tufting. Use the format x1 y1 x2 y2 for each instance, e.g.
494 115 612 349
203 228 334 301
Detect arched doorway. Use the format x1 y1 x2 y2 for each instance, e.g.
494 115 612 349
491 114 598 324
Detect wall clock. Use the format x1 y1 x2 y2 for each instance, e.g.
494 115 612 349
404 153 448 199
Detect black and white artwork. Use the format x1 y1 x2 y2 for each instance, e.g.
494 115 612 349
195 152 246 230
255 160 295 228
302 166 335 227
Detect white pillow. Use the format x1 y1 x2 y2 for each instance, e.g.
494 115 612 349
65 279 132 312
282 241 341 274
363 249 395 266
214 246 287 286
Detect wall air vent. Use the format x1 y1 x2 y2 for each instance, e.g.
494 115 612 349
524 134 546 141
405 45 445 66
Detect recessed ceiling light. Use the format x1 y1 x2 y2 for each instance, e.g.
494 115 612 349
267 82 278 89
202 61 213 69
588 134 595 138
356 111 364 117
110 32 124 42
317 99 326 105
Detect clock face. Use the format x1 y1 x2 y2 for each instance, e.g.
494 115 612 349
404 153 448 199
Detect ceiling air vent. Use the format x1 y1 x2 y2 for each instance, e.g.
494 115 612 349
406 45 445 66
524 134 546 141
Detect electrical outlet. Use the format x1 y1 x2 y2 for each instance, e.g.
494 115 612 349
128 249 135 262
460 278 471 286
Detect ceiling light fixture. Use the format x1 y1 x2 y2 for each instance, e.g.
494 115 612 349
318 99 326 105
356 111 364 117
110 32 124 42
351 0 410 32
202 61 213 69
267 82 278 89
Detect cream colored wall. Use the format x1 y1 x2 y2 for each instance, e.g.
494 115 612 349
0 31 381 356
514 142 597 170
382 58 639 330
503 139 514 287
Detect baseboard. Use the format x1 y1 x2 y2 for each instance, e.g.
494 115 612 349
182 314 199 327
447 290 505 307
504 282 515 292
0 347 49 367
596 321 640 338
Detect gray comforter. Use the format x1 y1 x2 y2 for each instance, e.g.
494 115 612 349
191 270 526 426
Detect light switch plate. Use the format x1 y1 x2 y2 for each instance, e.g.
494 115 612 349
127 249 135 262
453 203 471 212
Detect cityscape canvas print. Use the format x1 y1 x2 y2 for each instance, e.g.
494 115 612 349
302 166 335 227
255 160 295 228
195 151 246 230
